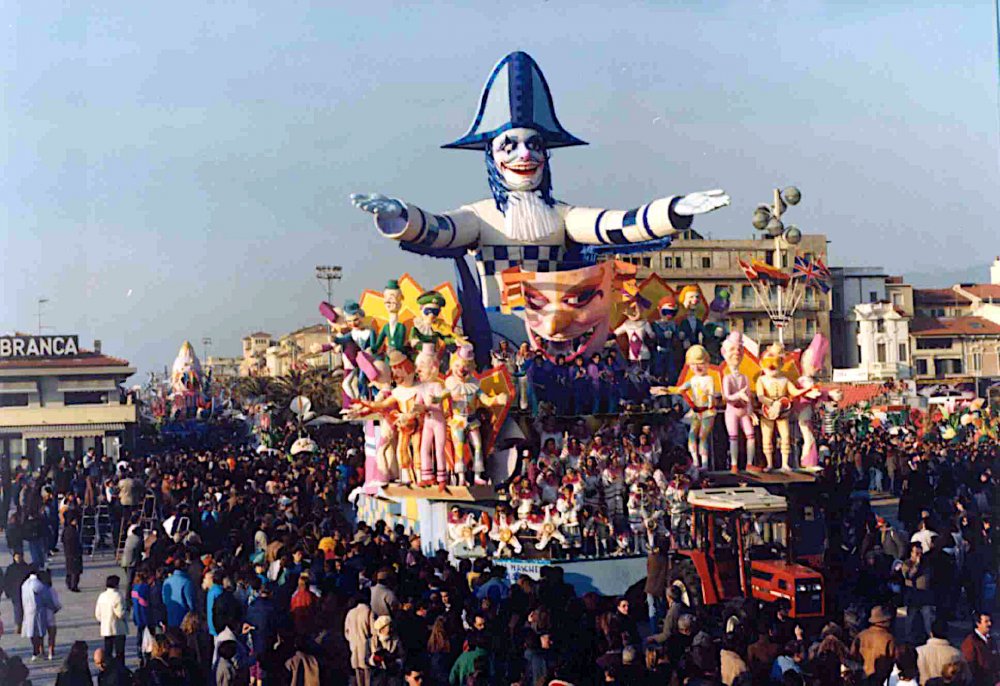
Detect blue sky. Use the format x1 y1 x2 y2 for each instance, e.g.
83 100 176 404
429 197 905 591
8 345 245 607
3 1 999 377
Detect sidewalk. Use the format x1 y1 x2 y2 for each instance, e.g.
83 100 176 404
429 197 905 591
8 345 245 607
0 536 140 686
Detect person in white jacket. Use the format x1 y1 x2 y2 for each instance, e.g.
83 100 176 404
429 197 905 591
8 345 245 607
344 594 373 686
94 574 128 665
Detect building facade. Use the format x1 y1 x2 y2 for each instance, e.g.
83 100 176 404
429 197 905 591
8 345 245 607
204 356 242 380
241 331 275 376
0 335 136 469
829 266 891 369
618 231 832 355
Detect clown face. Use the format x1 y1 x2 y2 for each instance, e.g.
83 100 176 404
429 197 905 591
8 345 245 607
383 288 402 315
723 345 743 373
518 261 616 363
416 351 440 382
491 127 547 192
681 288 701 311
659 303 677 322
390 360 415 386
419 302 442 324
625 300 643 322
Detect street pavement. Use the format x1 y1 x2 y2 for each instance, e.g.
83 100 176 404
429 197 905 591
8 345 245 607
0 537 140 686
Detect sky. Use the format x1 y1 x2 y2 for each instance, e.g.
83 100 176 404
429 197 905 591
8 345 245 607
3 1 999 378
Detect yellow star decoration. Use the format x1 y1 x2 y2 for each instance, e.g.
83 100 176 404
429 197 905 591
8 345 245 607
358 273 462 331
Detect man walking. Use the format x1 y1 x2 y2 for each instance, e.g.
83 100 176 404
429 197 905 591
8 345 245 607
961 612 998 686
3 550 30 632
95 574 129 664
901 542 935 644
62 515 83 592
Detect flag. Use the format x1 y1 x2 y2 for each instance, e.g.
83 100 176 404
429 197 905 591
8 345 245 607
793 256 831 293
751 260 790 284
738 259 758 281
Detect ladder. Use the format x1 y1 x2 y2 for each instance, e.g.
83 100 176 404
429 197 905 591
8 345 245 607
81 503 113 558
116 494 158 562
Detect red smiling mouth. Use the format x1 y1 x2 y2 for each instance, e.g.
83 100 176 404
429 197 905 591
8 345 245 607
527 325 599 364
502 162 540 176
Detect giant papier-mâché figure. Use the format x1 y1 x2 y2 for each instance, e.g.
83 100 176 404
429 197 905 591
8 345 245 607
794 334 840 469
352 51 729 314
720 331 756 472
445 345 508 486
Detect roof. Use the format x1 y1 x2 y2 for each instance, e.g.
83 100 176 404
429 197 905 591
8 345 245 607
828 383 886 409
0 352 132 370
913 288 969 306
910 316 1000 337
245 331 272 339
687 487 787 512
960 284 1000 301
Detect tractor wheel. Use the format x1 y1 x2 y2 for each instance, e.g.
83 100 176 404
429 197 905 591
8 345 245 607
667 559 703 609
722 596 757 634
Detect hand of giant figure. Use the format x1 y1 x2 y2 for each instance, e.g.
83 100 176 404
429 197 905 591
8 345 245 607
351 51 729 308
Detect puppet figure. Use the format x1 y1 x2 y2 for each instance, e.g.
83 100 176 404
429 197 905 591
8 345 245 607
721 331 755 472
756 343 817 471
342 359 398 483
489 508 525 557
323 300 377 401
794 334 839 469
353 51 729 311
446 345 508 486
676 286 706 351
703 289 731 363
660 345 719 471
530 505 567 551
614 293 655 369
374 280 409 355
415 345 450 487
652 294 681 383
448 507 487 555
409 291 454 354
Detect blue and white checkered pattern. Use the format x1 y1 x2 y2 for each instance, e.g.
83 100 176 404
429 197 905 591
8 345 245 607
475 244 566 309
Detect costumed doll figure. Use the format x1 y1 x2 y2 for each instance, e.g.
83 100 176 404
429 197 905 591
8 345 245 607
374 280 409 355
326 301 377 402
614 294 655 370
342 360 399 483
409 291 454 354
703 289 731 364
652 295 680 383
755 344 816 471
676 286 706 351
720 331 756 472
658 345 719 472
415 345 451 486
555 484 582 551
794 334 839 469
445 345 508 485
346 351 422 483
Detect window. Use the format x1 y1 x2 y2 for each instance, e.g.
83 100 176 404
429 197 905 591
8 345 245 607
972 352 983 371
898 343 907 362
869 291 878 303
876 320 885 333
916 338 952 350
701 256 711 269
641 257 651 268
806 320 815 334
741 285 754 302
892 293 903 307
770 321 777 333
781 253 789 268
805 289 815 305
916 359 928 375
877 343 887 363
935 358 962 376
0 393 29 407
675 257 683 269
743 318 755 332
64 391 106 406
664 257 673 268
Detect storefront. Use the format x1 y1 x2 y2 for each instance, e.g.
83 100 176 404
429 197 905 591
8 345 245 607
0 335 136 469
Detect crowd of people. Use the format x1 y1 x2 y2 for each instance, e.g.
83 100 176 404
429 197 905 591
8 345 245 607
0 396 993 686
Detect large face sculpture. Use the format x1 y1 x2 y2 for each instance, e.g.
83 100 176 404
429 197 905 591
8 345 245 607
505 261 619 363
491 127 547 192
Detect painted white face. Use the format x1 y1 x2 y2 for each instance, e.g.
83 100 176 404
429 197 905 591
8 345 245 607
383 289 402 315
491 127 546 192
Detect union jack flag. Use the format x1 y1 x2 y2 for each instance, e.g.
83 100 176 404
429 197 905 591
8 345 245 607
793 256 831 292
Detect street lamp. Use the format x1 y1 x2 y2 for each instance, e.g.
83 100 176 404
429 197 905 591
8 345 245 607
202 336 213 363
315 265 343 370
744 186 823 347
37 298 50 334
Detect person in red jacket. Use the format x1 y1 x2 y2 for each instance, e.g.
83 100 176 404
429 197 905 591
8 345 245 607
961 612 998 686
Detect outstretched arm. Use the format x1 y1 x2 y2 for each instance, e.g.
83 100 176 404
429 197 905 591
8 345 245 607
563 190 729 245
351 193 485 251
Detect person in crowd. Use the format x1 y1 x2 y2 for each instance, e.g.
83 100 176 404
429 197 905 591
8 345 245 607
94 575 128 666
851 605 897 681
4 550 30 634
918 619 970 685
62 516 83 593
961 612 998 686
94 646 134 686
21 565 54 661
54 640 91 686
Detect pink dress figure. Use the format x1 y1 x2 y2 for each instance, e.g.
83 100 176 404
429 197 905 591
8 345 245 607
720 331 756 472
415 345 449 487
794 334 833 469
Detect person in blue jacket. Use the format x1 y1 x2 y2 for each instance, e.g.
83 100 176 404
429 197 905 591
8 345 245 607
130 567 151 665
205 568 223 637
162 560 196 627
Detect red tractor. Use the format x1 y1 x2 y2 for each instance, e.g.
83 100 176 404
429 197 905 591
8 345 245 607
667 487 825 623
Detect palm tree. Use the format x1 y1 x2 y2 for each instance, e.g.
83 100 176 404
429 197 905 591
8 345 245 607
232 375 275 410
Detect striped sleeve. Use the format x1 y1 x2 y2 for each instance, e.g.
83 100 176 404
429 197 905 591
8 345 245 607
375 202 484 251
563 196 693 245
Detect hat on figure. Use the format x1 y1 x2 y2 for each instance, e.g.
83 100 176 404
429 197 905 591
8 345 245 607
443 51 587 150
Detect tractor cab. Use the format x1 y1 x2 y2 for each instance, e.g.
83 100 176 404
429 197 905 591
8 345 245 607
669 487 825 619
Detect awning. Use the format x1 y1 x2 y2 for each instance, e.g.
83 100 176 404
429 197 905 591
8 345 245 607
57 378 119 392
0 423 126 439
0 380 38 394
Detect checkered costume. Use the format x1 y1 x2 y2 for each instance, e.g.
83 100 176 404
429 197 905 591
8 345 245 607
375 194 691 308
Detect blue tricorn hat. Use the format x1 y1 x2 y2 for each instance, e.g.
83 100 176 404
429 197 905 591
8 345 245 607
442 51 587 151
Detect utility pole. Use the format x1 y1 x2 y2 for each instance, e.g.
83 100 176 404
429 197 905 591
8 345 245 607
37 298 50 334
202 336 213 362
315 265 343 371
